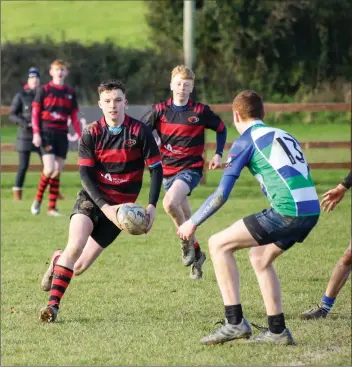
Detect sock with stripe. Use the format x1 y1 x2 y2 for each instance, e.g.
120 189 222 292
48 177 60 211
321 294 336 313
48 265 74 309
225 304 243 325
35 173 50 203
194 241 201 260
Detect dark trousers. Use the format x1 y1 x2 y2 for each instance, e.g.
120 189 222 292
15 150 42 188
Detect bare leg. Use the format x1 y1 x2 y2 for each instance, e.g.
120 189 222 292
180 197 200 245
42 154 55 177
57 214 94 269
249 244 284 315
73 237 105 276
163 180 196 266
301 242 352 320
208 219 259 305
325 243 352 298
163 179 190 228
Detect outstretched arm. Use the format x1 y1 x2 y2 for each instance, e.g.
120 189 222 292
177 175 238 240
321 170 352 212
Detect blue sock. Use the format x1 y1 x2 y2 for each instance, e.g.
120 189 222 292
321 295 336 313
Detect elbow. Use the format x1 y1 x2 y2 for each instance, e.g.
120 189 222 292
213 187 228 206
149 163 163 175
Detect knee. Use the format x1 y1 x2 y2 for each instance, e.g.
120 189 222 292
208 235 223 258
43 168 54 177
163 195 177 214
249 251 266 272
51 170 60 179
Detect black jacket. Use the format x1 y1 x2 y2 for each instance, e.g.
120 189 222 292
9 85 38 151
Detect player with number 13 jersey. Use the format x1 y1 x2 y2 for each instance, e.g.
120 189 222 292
225 120 320 217
177 90 320 346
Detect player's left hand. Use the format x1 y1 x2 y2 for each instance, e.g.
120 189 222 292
209 154 222 170
145 204 156 233
177 219 197 240
320 184 347 212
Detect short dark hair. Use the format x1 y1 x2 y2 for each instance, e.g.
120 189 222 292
232 90 264 120
98 79 126 95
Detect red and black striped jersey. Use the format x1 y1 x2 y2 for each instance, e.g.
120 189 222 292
143 98 225 176
32 81 78 133
78 114 161 205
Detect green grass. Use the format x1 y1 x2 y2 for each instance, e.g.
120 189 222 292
1 147 350 167
2 121 350 144
217 123 351 144
1 0 149 48
1 169 351 366
2 122 350 166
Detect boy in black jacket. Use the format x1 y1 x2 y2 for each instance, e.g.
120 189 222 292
9 67 41 200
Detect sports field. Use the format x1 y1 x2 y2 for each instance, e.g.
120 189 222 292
1 1 149 48
1 122 351 366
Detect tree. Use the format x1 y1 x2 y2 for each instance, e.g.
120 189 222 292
145 0 352 102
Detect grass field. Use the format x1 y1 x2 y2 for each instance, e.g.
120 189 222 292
1 1 149 48
2 121 350 144
1 168 351 366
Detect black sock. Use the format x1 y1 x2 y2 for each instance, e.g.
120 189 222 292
225 304 243 325
268 313 286 334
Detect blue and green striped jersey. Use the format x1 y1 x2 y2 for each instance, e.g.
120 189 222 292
223 121 320 216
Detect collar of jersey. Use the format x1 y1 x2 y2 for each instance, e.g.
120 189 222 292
242 120 265 135
49 81 67 90
251 119 264 126
171 102 189 112
100 114 130 129
108 125 123 134
167 98 193 108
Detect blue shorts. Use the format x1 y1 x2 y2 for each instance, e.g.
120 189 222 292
243 208 319 251
163 169 202 196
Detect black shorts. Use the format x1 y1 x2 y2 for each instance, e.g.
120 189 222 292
41 130 69 159
71 190 122 248
243 208 319 251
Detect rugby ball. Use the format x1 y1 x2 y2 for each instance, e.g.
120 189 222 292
116 203 149 235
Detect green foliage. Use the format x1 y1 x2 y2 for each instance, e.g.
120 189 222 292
1 39 176 105
2 1 351 105
146 0 352 102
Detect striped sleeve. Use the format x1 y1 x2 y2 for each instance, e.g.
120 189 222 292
141 105 158 131
78 128 95 167
32 87 45 134
203 105 225 132
139 124 162 167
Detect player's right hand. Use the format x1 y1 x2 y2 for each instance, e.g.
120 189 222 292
101 204 120 227
32 133 42 147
